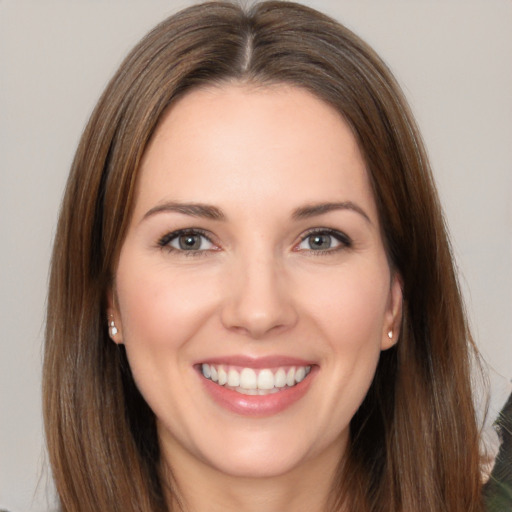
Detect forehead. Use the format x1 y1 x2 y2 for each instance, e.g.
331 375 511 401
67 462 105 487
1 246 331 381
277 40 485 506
134 83 377 222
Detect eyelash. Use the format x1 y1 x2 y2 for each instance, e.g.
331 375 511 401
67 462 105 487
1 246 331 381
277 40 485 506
157 228 216 256
296 228 352 255
157 227 352 256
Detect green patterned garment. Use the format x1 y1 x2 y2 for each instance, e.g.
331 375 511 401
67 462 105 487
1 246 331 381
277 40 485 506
483 392 512 511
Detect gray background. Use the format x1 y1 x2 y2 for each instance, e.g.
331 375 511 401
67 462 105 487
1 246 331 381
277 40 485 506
1 1 511 510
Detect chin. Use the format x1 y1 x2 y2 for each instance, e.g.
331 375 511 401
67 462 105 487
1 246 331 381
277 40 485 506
205 446 309 479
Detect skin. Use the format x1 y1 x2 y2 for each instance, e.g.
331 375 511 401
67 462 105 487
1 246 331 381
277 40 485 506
108 84 402 512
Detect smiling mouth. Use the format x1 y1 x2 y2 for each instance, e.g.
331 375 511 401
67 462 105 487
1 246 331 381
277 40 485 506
200 363 312 395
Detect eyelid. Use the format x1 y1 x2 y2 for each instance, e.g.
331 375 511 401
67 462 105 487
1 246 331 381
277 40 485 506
295 227 352 253
157 228 218 254
156 226 351 255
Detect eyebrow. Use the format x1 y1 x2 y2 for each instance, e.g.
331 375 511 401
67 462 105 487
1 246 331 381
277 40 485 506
142 202 226 222
292 201 372 224
142 200 371 224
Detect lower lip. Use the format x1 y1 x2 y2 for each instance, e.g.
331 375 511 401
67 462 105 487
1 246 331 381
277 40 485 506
199 368 316 417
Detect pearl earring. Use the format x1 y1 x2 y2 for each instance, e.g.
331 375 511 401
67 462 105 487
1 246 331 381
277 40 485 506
387 330 393 340
109 316 118 337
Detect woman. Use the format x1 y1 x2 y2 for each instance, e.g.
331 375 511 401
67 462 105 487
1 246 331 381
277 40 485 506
43 1 485 511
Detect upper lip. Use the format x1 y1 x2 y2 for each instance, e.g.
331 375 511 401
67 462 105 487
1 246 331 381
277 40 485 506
196 355 315 369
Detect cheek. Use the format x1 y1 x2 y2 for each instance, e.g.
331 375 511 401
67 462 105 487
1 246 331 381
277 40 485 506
305 263 389 347
117 261 217 343
113 261 222 424
114 260 221 395
301 263 389 401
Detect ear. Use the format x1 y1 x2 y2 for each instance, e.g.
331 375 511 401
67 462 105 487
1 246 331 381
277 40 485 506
381 272 403 351
106 286 124 344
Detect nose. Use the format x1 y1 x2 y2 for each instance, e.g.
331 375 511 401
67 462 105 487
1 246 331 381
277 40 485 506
220 251 298 339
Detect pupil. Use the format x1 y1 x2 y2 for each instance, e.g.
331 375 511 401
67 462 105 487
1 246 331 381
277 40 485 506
179 234 200 250
309 234 331 250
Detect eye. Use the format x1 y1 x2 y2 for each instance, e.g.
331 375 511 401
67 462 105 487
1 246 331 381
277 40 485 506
296 229 351 253
158 229 216 253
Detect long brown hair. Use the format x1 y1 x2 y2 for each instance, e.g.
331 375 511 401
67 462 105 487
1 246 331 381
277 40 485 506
44 2 485 510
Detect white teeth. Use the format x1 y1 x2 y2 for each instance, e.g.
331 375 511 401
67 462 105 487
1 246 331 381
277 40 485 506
218 367 227 385
286 367 295 387
201 363 211 379
295 367 306 383
274 368 287 388
240 368 257 389
227 368 240 387
201 363 312 393
257 369 275 390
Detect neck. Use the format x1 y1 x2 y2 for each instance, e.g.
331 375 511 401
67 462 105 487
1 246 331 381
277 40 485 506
160 436 347 512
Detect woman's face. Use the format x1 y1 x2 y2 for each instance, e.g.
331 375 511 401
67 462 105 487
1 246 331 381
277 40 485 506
110 84 401 480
